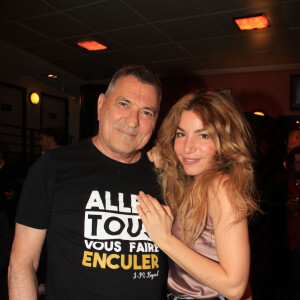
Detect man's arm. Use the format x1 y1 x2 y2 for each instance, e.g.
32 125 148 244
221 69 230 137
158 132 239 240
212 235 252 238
8 223 46 300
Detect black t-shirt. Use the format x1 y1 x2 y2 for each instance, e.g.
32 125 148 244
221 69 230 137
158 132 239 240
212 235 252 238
16 139 167 299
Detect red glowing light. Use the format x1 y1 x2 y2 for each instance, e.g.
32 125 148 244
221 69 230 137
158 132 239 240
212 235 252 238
77 41 107 51
234 14 270 30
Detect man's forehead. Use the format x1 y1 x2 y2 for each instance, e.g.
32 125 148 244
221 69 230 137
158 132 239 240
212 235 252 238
111 77 158 102
116 76 156 91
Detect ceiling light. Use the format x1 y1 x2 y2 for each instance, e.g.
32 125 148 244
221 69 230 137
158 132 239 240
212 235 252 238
234 14 270 30
47 74 58 79
253 111 265 116
77 41 107 51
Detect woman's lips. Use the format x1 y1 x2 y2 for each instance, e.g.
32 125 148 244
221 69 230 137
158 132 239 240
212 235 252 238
182 157 200 165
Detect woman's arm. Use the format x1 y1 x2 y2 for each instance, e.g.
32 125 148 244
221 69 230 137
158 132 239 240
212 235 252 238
137 186 250 300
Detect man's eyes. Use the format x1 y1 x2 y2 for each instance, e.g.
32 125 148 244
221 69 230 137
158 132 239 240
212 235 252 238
119 101 128 107
141 110 154 118
117 102 154 118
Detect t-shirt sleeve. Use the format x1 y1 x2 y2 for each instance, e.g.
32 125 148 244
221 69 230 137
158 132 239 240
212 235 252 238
16 154 54 229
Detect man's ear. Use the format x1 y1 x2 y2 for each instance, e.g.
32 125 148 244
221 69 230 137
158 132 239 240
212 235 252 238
97 93 105 121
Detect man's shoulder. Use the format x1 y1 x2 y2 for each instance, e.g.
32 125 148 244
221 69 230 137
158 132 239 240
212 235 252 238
47 138 93 158
27 139 93 172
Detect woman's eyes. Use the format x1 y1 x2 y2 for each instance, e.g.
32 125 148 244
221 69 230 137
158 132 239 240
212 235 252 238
199 133 209 139
175 132 209 139
175 132 185 138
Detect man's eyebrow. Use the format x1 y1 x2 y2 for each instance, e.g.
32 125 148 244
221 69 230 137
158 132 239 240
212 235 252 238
143 106 156 113
118 97 157 114
119 97 131 103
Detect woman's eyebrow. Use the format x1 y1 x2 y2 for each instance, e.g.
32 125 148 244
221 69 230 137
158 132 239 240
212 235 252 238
177 126 205 132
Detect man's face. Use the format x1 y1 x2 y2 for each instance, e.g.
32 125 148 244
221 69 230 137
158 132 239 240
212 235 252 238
96 75 159 162
288 130 300 152
39 134 50 152
293 154 300 178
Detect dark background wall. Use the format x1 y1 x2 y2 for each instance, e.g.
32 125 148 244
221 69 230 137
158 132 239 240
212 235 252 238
160 68 300 119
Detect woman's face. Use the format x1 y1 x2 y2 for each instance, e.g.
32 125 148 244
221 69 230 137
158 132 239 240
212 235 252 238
174 110 217 176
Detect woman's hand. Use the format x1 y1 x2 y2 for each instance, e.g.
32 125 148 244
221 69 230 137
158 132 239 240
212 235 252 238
147 145 163 168
137 191 174 247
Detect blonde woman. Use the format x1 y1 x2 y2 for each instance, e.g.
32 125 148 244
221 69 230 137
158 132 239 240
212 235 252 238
137 90 258 300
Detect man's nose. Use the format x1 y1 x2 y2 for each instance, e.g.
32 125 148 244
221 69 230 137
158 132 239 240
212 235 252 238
125 110 140 128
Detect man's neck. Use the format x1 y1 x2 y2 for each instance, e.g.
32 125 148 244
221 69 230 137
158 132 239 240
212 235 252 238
49 143 59 150
92 136 141 164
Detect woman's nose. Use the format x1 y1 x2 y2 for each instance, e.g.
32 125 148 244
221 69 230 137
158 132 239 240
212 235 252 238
183 138 196 153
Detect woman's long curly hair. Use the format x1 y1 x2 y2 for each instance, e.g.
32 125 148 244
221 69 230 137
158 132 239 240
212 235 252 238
157 89 259 245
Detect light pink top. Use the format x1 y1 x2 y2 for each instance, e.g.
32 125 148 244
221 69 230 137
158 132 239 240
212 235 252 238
167 217 220 298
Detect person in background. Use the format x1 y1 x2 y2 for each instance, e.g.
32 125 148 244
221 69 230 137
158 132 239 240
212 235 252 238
0 144 19 222
0 144 13 277
39 127 64 153
286 128 300 154
137 90 258 300
282 146 300 299
8 65 167 300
